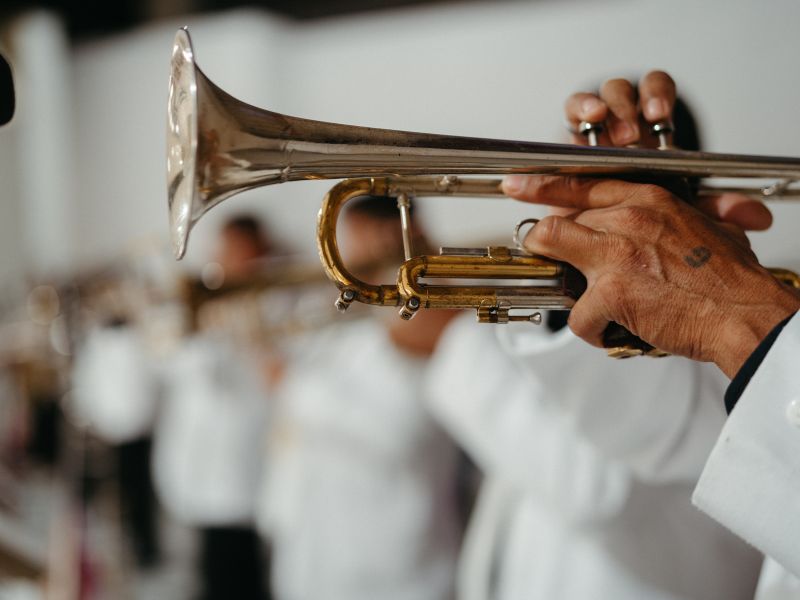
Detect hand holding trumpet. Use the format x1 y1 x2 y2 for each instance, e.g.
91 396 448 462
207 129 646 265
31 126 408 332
504 71 800 377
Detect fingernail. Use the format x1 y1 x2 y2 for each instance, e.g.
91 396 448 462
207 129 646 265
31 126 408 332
613 121 639 145
645 98 669 121
502 175 525 195
581 97 603 115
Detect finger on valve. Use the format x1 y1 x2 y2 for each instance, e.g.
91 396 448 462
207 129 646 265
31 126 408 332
599 78 640 146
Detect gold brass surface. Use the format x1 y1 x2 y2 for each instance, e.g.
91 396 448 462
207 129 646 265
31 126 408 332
317 176 574 325
767 268 800 290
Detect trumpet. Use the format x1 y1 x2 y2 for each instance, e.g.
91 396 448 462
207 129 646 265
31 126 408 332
167 27 800 355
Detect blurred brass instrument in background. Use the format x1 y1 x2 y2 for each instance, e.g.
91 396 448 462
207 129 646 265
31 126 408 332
167 27 800 354
183 259 346 345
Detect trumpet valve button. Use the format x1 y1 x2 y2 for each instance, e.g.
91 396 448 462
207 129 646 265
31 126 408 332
650 120 674 149
578 121 604 146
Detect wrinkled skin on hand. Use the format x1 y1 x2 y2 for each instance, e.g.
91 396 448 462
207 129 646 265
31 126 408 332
503 175 800 378
503 69 797 376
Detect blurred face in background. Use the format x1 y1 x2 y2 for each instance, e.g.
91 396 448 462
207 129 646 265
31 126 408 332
341 211 406 284
341 202 455 355
215 219 269 281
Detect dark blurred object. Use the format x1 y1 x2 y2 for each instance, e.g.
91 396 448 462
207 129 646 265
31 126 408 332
348 194 416 220
117 436 160 568
199 527 267 600
206 0 458 19
672 96 701 154
27 393 62 466
0 53 13 126
1 0 470 39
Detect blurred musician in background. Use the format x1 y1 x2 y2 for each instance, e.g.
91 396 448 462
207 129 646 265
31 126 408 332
72 313 160 569
425 73 763 600
153 214 273 600
259 196 462 600
214 216 273 283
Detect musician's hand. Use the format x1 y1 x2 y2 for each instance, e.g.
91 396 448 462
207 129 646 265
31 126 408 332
563 68 772 232
502 175 800 378
565 70 676 148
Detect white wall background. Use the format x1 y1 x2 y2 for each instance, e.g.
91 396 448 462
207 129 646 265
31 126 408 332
0 12 73 295
3 0 800 279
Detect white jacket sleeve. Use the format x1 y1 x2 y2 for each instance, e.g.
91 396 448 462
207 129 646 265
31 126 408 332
426 315 630 523
496 322 728 483
693 312 800 577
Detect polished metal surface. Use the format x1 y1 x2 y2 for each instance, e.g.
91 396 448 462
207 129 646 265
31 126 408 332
397 193 413 261
578 121 602 146
167 27 800 356
317 176 574 327
651 120 675 150
167 27 800 260
513 218 540 252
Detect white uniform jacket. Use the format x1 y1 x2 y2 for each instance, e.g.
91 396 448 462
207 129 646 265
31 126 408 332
71 325 157 444
694 311 800 591
261 319 460 600
427 314 762 600
153 334 268 526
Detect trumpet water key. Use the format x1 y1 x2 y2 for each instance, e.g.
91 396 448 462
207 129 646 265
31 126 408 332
166 27 800 356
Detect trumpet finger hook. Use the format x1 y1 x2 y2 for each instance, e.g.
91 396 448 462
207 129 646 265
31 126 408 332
513 218 540 253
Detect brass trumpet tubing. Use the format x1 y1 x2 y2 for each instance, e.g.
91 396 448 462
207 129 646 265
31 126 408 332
397 255 573 310
193 75 800 184
317 177 567 308
169 27 800 258
317 177 401 308
318 176 580 323
401 285 573 311
405 255 563 280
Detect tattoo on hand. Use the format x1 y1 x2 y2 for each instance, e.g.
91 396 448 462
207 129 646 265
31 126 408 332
684 246 711 268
